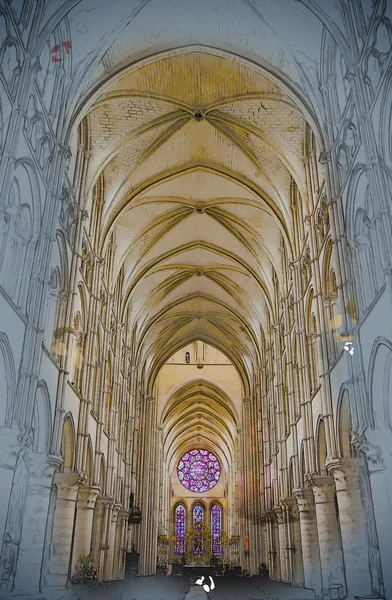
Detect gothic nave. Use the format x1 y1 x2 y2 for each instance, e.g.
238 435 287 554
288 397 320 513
0 1 392 599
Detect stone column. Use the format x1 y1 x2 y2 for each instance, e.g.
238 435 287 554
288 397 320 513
91 497 107 577
310 476 346 599
274 506 287 583
0 429 20 558
46 472 83 587
115 510 129 580
91 496 104 566
91 497 113 581
104 503 121 580
293 488 322 595
12 456 58 597
266 512 280 581
354 431 391 599
330 459 372 599
71 485 100 576
284 499 304 587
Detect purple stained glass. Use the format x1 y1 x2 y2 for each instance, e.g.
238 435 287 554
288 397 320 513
193 504 204 553
211 504 222 555
193 504 204 524
177 449 221 493
175 505 186 554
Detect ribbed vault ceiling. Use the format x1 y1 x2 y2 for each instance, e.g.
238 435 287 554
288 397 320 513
85 49 308 390
162 378 238 476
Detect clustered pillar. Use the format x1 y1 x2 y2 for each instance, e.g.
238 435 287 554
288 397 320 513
46 473 83 587
293 488 322 594
71 485 100 576
331 458 372 598
310 476 346 599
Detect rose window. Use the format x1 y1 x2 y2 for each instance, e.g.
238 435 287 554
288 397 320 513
177 449 221 493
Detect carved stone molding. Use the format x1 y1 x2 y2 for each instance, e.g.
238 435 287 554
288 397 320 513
350 431 385 473
112 503 122 522
280 497 299 519
328 457 365 492
95 495 114 510
77 485 100 510
25 454 58 488
54 472 87 501
119 508 130 521
305 475 336 503
273 505 283 524
261 509 276 522
292 488 314 513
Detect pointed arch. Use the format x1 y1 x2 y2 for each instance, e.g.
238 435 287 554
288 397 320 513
0 332 16 427
288 456 296 494
85 435 94 484
299 440 307 486
60 413 76 473
99 453 106 495
32 380 52 454
368 337 392 431
336 388 353 459
192 502 205 555
315 417 328 475
174 503 186 555
211 503 222 556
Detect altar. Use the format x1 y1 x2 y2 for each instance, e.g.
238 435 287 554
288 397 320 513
183 564 215 577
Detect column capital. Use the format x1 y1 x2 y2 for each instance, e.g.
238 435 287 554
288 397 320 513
95 494 112 504
280 497 299 519
306 475 336 503
273 505 283 524
77 485 100 509
319 150 331 164
54 472 86 500
27 454 59 487
243 397 251 404
350 431 385 473
328 457 364 492
0 427 22 468
112 503 122 521
292 488 314 513
94 495 114 514
260 510 272 522
119 508 130 520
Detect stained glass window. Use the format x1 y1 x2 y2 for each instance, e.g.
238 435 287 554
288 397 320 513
177 449 221 493
193 504 204 524
175 505 186 554
211 504 222 555
193 504 204 554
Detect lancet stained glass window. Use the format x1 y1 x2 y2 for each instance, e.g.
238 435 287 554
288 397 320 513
211 504 222 555
175 505 186 554
193 504 204 524
177 449 221 493
193 504 204 554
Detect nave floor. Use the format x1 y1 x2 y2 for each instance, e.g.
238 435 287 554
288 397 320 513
50 572 316 600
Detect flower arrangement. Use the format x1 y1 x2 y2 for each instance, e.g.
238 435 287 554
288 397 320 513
229 535 241 566
158 534 169 545
70 554 102 587
229 535 241 546
219 532 230 546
